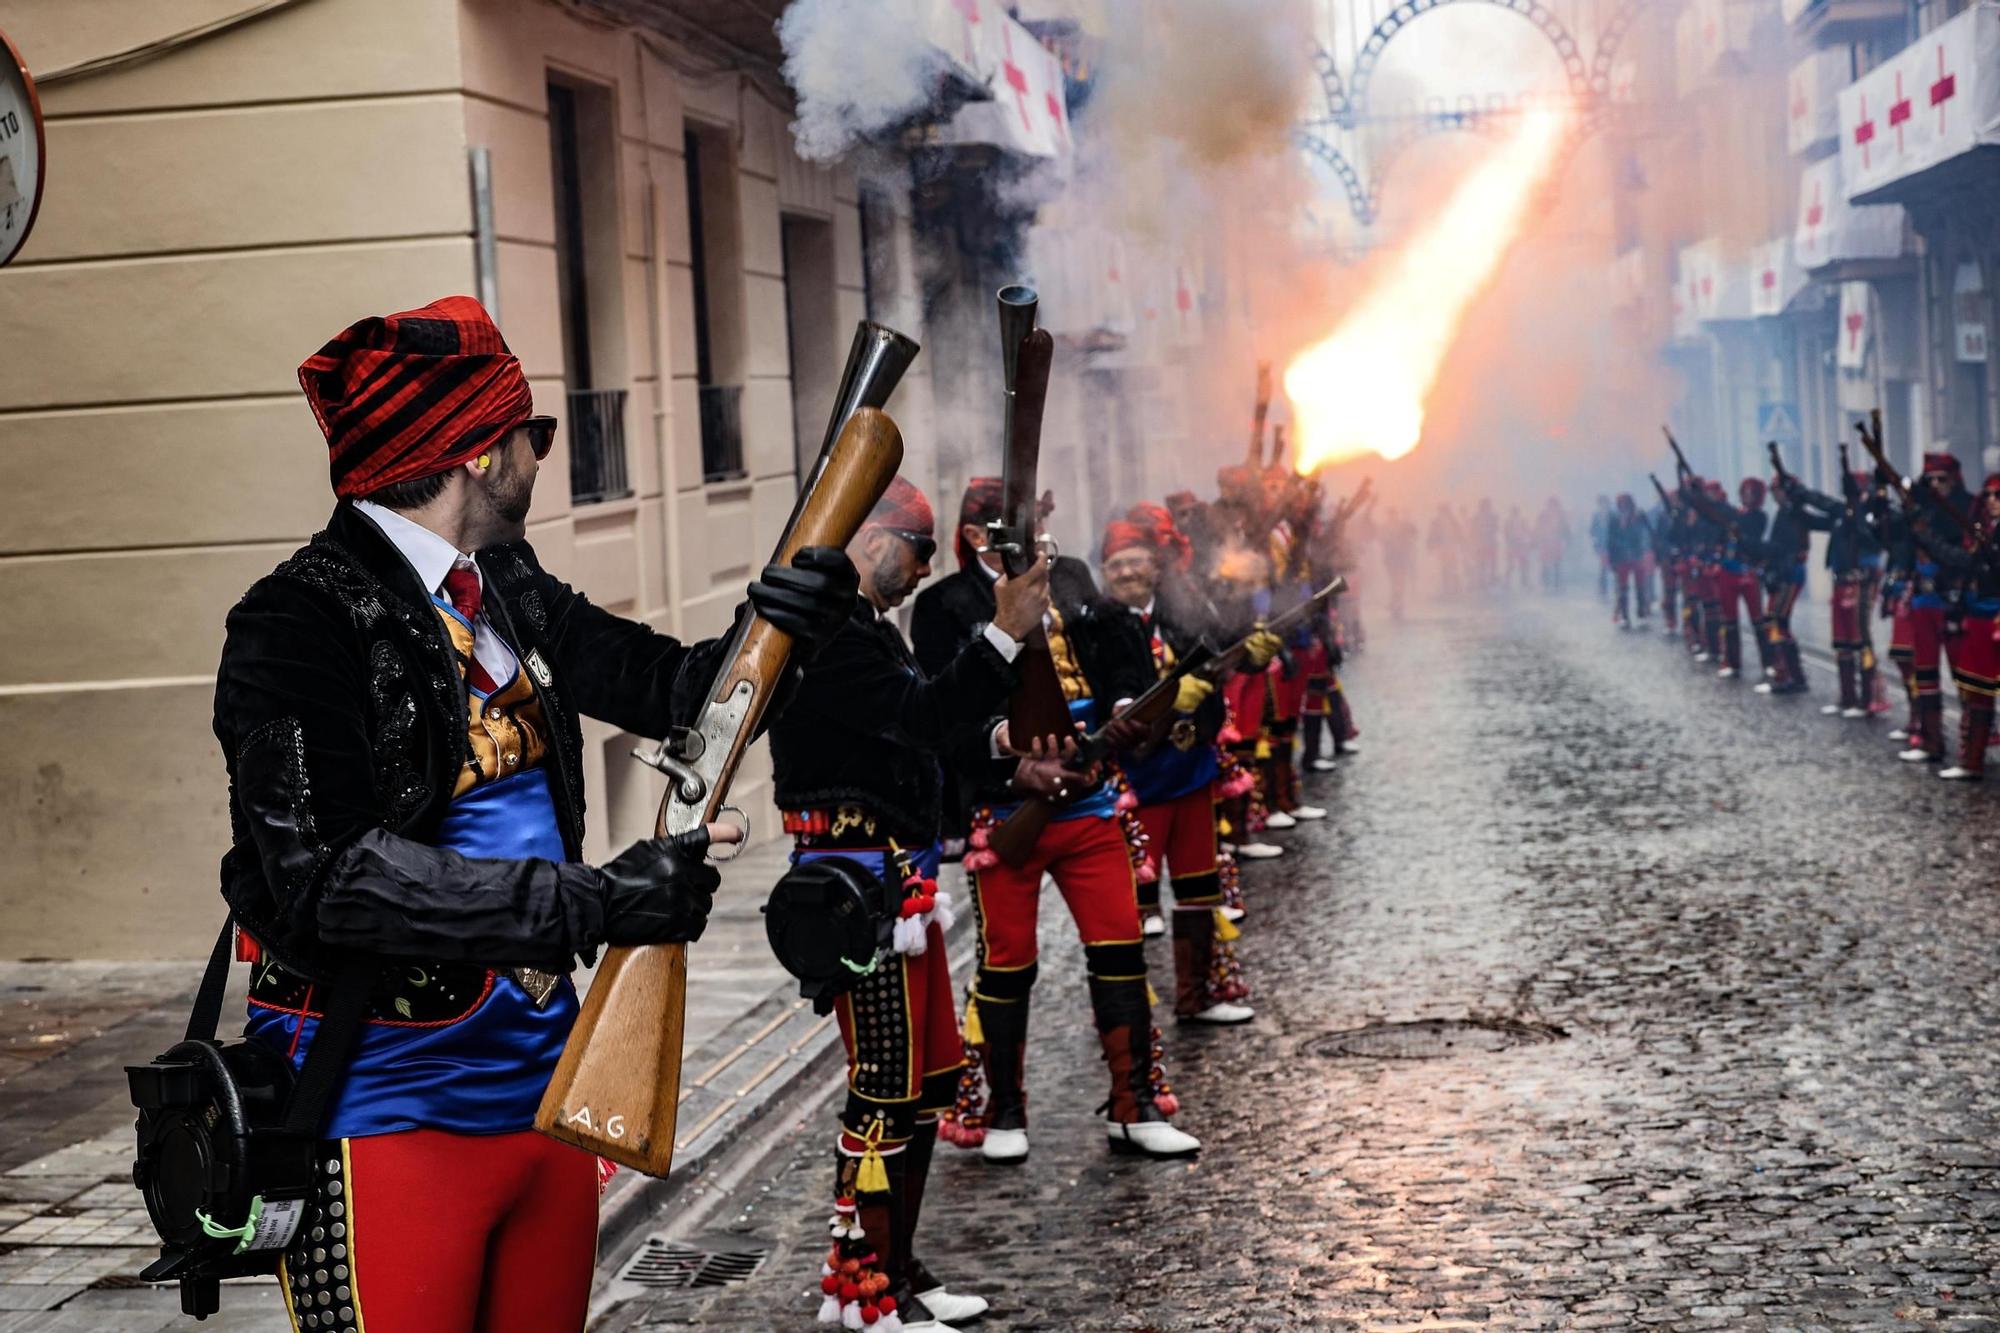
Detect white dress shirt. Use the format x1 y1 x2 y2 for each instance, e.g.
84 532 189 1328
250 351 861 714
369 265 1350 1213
355 499 520 689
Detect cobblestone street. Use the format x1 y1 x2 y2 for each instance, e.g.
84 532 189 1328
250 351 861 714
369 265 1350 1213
598 595 2000 1332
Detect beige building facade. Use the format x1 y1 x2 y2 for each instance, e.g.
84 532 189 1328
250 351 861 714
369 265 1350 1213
0 0 952 957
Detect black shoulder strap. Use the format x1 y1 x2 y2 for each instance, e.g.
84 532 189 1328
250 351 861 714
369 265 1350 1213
182 914 379 1139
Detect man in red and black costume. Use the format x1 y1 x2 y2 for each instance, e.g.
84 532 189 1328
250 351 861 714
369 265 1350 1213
1900 453 1978 767
912 479 1200 1164
1930 474 2000 780
771 477 1049 1330
212 297 857 1332
1795 467 1888 718
1099 519 1253 1026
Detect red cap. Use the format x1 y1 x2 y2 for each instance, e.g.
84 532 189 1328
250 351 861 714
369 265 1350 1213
1101 519 1154 562
301 295 533 499
1923 451 1962 477
864 475 933 535
1739 477 1766 506
955 477 1004 568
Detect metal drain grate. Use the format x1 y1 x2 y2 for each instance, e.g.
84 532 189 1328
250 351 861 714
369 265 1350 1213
1306 1016 1567 1061
615 1236 768 1290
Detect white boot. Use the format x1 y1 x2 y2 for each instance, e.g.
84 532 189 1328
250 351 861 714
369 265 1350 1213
914 1286 990 1323
1233 841 1283 859
1898 746 1935 763
1939 765 1983 781
1309 757 1338 772
979 1128 1028 1164
1219 904 1246 922
1141 913 1166 938
1182 1001 1254 1025
1753 681 1773 694
1291 805 1327 820
1262 810 1297 830
1820 703 1842 715
1106 1118 1201 1157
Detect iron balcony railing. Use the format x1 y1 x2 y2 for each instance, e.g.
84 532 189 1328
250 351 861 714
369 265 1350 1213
567 387 631 505
699 384 745 482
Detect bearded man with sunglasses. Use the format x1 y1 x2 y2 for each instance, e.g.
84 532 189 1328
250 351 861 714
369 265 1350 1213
211 297 857 1332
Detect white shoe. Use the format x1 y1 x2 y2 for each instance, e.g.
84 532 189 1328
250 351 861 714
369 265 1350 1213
1337 742 1361 754
1291 805 1328 820
1141 914 1166 938
1899 747 1935 763
979 1128 1028 1164
1106 1118 1201 1157
1753 682 1773 694
1717 666 1737 679
1888 727 1910 741
1843 707 1869 719
1183 1001 1255 1025
1310 758 1338 772
1820 703 1842 715
1262 810 1298 830
1220 904 1246 922
901 1315 965 1333
1234 841 1284 859
1939 766 1984 781
915 1287 990 1323
1693 651 1710 662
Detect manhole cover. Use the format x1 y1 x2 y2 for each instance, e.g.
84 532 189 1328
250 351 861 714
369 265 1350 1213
615 1237 768 1290
1306 1017 1566 1061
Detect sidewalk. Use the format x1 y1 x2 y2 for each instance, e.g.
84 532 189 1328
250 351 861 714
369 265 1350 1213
0 838 898 1331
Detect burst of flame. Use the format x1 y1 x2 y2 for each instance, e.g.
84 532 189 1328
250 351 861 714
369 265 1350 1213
1285 107 1573 471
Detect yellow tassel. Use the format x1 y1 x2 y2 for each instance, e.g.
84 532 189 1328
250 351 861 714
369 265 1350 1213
961 996 985 1046
856 1145 889 1195
1217 818 1234 837
1214 909 1240 942
1146 982 1160 1008
1254 738 1272 760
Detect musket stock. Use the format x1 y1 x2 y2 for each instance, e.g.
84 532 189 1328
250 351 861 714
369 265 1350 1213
536 335 914 1174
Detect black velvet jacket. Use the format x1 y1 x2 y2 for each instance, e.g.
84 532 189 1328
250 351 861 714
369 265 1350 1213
770 601 1018 845
212 501 726 979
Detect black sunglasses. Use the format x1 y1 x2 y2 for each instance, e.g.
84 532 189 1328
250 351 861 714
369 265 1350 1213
521 415 558 461
881 528 937 562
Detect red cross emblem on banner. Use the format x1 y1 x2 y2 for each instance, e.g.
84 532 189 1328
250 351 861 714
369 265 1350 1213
1805 182 1825 239
1175 277 1192 314
1762 268 1777 292
1888 71 1912 150
1046 89 1068 143
1000 24 1033 134
951 0 980 66
1846 310 1865 352
1854 94 1876 166
1932 43 1957 130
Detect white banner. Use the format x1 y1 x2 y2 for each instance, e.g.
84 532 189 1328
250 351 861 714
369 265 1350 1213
1793 153 1905 269
1838 281 1873 372
1956 260 1989 364
1681 238 1753 324
1788 48 1848 155
1838 2 2000 201
1751 237 1806 317
934 0 1072 159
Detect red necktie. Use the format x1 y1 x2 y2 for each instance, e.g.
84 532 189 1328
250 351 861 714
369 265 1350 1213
441 565 499 695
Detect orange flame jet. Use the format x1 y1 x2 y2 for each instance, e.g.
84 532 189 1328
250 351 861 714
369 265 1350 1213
1286 107 1573 472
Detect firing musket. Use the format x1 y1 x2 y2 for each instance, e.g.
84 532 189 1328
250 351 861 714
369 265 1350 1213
1649 472 1677 515
537 321 916 1177
1663 425 1695 481
1855 410 1917 512
1839 443 1861 507
1202 575 1348 682
986 644 1216 868
1248 361 1273 469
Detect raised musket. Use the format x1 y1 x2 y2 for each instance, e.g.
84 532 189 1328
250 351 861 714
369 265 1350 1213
536 321 916 1177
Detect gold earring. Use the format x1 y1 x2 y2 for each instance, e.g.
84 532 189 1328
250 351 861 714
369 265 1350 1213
476 454 491 470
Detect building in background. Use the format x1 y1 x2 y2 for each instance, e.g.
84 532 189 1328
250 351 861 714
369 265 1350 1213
0 0 1223 958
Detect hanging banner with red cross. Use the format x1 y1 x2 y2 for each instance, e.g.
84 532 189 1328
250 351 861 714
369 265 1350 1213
1750 237 1806 318
1793 154 1905 270
934 0 1072 160
1680 238 1754 325
1837 281 1873 373
1788 47 1848 157
1838 2 1998 203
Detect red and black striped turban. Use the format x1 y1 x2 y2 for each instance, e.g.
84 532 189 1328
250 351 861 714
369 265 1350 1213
864 475 934 535
1101 519 1153 563
300 295 534 499
956 477 1004 568
1125 500 1193 570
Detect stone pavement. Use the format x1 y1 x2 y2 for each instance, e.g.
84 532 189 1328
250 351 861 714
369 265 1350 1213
0 835 858 1331
592 593 2000 1332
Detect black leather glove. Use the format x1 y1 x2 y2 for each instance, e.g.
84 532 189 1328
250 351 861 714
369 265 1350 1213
598 834 720 946
748 546 858 656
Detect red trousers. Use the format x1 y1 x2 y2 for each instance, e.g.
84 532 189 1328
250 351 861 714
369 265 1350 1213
971 814 1141 971
1135 785 1222 909
282 1129 597 1333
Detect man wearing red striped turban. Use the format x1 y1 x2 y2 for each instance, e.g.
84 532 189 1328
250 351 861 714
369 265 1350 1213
209 296 858 1331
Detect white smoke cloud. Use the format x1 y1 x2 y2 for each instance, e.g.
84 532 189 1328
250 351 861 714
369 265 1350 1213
777 0 944 162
